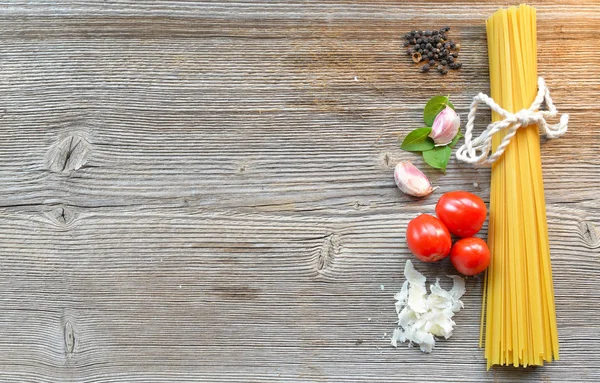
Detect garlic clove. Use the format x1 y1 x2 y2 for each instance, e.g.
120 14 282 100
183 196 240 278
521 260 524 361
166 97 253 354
429 106 460 146
394 161 435 197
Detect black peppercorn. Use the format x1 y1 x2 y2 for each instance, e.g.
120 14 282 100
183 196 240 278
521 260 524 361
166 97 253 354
450 62 463 70
402 26 460 74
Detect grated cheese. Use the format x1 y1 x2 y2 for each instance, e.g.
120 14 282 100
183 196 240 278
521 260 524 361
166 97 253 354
391 260 466 353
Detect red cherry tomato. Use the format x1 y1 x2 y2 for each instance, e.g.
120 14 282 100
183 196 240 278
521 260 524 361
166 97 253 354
406 214 452 262
450 237 491 276
435 191 487 237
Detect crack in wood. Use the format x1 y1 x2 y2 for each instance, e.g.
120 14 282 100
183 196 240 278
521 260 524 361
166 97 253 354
62 137 77 171
211 285 260 300
293 234 332 242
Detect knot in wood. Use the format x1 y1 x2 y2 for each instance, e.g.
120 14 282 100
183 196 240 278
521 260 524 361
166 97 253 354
579 220 600 249
47 206 76 227
45 135 90 174
64 321 76 356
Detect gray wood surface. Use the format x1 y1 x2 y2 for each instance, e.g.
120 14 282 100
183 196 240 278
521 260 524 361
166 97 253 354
1 1 599 382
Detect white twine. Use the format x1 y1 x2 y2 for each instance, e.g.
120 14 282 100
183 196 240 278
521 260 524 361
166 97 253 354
455 77 568 166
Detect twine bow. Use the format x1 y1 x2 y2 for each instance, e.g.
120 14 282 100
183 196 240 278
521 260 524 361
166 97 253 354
456 77 569 166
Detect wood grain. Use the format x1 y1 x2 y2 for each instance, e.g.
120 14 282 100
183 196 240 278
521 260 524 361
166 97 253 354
0 1 599 382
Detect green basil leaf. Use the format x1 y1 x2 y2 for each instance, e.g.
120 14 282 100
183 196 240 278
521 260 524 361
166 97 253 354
449 130 463 148
400 127 435 152
423 95 455 126
422 145 452 173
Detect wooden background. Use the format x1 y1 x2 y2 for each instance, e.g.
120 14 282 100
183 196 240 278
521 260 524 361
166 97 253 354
1 1 599 382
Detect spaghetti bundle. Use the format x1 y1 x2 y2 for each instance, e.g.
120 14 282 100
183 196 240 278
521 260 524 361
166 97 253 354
481 5 559 368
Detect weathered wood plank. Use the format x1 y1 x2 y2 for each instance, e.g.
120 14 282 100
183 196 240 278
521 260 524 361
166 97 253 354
0 1 599 382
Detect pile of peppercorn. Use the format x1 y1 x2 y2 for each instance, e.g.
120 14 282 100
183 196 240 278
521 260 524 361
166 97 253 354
403 27 462 75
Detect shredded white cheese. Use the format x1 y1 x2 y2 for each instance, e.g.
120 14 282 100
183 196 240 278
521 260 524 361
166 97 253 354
391 260 466 353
